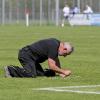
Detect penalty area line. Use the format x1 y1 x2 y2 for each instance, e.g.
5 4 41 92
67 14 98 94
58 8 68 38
49 84 100 89
32 85 100 95
38 88 100 94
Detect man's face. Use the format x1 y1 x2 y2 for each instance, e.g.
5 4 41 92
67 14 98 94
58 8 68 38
58 48 71 57
58 42 73 57
59 48 71 57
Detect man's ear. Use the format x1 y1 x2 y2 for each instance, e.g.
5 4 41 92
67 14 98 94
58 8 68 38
64 48 67 50
64 48 68 53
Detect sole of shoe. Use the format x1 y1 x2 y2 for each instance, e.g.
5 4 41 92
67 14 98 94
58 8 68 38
4 66 12 78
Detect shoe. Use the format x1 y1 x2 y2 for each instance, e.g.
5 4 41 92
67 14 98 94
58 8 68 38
44 69 55 77
4 66 12 78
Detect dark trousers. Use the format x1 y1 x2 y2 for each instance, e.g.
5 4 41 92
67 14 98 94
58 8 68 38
8 47 44 77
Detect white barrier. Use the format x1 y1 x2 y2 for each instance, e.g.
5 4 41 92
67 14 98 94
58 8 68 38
69 14 100 26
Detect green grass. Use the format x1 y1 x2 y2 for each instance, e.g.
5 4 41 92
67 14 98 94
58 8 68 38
0 25 100 100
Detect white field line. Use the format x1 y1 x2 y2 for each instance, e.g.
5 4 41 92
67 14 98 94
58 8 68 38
33 85 100 95
49 85 100 89
40 88 100 94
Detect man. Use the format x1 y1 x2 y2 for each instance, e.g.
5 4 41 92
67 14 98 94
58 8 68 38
83 5 93 20
4 38 74 78
71 6 80 17
62 4 70 27
83 5 93 14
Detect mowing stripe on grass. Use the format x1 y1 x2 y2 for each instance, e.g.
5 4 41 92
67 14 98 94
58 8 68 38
33 85 100 95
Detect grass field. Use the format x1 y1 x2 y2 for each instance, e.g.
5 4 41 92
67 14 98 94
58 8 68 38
0 25 100 100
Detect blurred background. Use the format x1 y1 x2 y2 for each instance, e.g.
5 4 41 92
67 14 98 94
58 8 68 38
0 0 100 26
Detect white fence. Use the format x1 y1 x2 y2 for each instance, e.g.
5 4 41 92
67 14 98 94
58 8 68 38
69 14 100 26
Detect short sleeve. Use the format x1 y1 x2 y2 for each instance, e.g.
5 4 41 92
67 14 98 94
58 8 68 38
48 45 58 60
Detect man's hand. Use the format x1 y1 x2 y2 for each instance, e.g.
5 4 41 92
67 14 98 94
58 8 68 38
59 73 66 78
59 69 71 78
48 58 71 77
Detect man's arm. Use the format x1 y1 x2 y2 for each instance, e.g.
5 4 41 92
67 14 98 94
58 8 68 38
48 58 71 77
55 58 61 68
